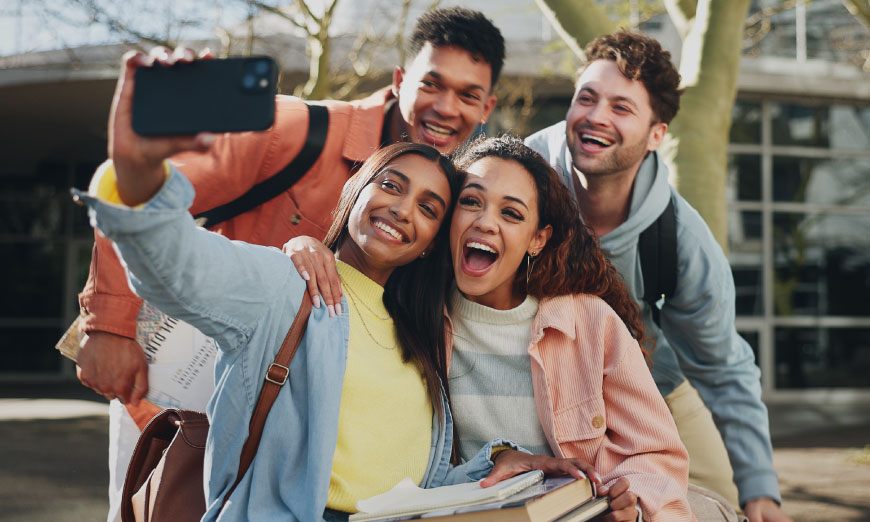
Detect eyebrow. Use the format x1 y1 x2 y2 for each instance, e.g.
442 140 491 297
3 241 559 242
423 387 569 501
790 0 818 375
463 182 529 210
382 168 448 209
578 86 639 109
427 71 487 93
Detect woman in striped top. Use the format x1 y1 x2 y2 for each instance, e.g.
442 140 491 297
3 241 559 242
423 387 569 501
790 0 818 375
445 135 693 522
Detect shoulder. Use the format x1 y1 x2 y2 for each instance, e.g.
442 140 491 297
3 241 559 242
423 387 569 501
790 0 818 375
670 189 730 269
525 121 566 153
540 293 628 337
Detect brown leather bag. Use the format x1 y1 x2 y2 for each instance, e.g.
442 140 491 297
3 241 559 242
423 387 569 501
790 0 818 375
121 294 312 522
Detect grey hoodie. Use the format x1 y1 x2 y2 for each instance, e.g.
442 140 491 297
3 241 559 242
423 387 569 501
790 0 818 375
526 121 780 506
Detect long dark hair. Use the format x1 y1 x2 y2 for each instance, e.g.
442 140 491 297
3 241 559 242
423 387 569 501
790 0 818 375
324 142 460 414
454 135 648 357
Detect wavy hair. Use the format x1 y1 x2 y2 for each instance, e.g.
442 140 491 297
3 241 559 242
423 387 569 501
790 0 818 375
454 135 649 357
324 142 460 414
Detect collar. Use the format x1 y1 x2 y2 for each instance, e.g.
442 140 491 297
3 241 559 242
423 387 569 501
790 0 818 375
342 86 396 164
529 295 578 344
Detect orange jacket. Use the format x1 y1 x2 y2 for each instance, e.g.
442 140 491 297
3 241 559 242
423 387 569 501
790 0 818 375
446 293 695 521
79 88 394 426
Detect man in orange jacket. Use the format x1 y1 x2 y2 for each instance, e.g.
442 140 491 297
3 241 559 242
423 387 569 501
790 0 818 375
74 7 504 522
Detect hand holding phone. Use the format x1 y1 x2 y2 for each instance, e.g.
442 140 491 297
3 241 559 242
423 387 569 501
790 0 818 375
132 56 278 136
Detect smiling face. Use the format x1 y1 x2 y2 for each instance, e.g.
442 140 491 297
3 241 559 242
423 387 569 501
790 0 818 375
566 60 667 181
392 43 497 154
449 157 551 310
340 153 452 285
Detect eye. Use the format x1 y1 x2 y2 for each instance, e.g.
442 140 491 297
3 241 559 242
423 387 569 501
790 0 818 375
462 91 481 102
577 94 594 104
419 202 438 219
380 179 401 192
614 105 631 113
458 195 481 208
502 208 524 222
421 80 438 90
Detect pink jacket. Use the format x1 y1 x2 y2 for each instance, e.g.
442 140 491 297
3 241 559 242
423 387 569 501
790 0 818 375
446 293 695 521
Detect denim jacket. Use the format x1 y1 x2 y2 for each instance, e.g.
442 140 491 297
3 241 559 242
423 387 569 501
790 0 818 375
75 166 515 522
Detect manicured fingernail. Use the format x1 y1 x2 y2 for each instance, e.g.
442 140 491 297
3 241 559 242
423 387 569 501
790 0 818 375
199 133 217 146
313 295 321 308
335 303 342 316
592 472 602 483
301 270 310 281
328 304 336 318
577 470 587 479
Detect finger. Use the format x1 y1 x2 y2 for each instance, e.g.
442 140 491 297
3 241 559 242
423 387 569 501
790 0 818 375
608 491 636 511
600 506 638 522
479 465 519 488
198 48 215 59
294 253 322 308
310 248 339 309
191 132 217 151
172 47 195 63
606 478 630 498
129 364 149 406
149 46 172 65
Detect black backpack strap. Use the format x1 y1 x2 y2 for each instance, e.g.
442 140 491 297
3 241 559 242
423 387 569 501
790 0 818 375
193 103 330 228
638 195 677 327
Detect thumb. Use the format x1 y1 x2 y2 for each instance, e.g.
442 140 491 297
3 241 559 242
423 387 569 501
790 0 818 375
480 464 519 488
129 363 149 406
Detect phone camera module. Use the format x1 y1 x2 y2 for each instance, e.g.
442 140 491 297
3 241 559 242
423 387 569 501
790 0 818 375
241 57 274 93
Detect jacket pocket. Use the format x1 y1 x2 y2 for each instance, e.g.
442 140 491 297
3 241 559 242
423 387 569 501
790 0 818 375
553 395 607 443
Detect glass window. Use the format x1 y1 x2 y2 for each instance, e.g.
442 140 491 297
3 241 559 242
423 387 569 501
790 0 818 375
730 101 762 144
773 156 870 207
727 154 762 202
730 211 763 316
775 327 870 388
0 327 64 373
0 242 65 318
738 330 760 368
771 102 870 151
773 212 870 316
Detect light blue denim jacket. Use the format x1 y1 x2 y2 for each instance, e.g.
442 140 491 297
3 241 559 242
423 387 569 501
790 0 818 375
75 167 516 522
527 122 779 506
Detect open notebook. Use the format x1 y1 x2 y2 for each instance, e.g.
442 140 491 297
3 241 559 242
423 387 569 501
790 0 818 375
350 470 545 522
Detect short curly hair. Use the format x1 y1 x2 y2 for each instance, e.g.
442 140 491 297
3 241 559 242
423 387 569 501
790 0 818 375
407 7 505 88
579 31 683 124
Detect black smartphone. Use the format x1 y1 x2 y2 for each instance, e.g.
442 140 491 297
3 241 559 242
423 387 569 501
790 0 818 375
132 56 279 136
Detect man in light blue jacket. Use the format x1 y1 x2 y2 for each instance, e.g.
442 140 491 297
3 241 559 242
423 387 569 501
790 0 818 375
525 31 791 522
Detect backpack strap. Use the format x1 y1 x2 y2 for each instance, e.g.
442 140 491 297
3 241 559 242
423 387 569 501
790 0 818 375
194 103 330 228
221 292 313 509
638 195 677 327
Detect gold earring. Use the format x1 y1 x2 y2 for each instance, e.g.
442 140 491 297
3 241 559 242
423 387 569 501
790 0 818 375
526 253 536 285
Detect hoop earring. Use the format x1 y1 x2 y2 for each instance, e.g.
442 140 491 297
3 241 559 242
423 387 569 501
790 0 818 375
526 252 537 286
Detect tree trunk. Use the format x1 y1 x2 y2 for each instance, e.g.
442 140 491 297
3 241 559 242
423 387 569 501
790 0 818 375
661 0 750 248
533 0 616 57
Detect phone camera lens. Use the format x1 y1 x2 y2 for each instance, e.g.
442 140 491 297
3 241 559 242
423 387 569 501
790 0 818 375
242 74 257 89
254 60 270 75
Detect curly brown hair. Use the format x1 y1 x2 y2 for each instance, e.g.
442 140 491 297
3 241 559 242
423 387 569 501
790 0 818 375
454 135 649 358
580 30 683 125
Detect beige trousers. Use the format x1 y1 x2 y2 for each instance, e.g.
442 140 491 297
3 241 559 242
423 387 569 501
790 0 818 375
665 380 741 510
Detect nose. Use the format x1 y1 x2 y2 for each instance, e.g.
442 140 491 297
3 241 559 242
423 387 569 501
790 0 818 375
585 101 609 127
473 208 498 234
389 196 413 222
433 90 460 118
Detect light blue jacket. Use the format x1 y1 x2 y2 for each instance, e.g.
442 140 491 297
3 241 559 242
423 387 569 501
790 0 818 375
526 122 779 506
75 168 514 522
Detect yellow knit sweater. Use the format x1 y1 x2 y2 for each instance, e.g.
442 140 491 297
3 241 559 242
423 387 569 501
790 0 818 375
327 261 433 512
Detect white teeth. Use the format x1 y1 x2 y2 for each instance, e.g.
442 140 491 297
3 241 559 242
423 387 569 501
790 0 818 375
466 241 496 254
582 133 613 146
423 122 453 137
375 220 403 241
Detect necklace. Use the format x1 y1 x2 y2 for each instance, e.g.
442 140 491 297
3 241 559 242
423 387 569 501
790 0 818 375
340 274 396 350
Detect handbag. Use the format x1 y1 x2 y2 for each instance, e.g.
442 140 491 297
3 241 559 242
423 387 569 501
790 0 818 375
121 293 313 522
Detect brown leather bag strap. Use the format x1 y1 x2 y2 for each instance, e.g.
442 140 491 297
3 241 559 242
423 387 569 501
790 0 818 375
221 292 313 508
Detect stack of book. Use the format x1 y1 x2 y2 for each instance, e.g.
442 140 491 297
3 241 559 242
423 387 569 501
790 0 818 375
350 471 610 522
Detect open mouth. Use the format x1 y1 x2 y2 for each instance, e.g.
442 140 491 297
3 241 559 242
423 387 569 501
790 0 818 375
580 133 614 148
373 218 409 243
462 240 499 272
422 121 456 142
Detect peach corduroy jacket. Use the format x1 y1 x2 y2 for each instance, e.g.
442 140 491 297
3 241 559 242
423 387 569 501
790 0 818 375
446 293 696 522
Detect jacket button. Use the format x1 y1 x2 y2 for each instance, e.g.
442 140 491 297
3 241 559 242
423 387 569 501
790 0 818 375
290 213 301 225
591 415 604 428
